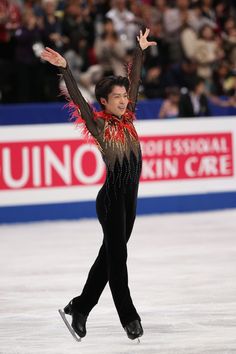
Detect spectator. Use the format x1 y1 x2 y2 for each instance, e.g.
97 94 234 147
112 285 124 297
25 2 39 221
167 58 198 90
143 21 168 69
222 17 236 66
159 86 180 118
193 24 224 80
139 3 159 26
210 61 232 96
143 65 168 99
153 0 169 23
62 2 94 71
163 0 193 34
40 0 67 50
1 0 236 105
64 17 128 102
0 0 21 52
38 0 69 100
200 0 217 28
0 0 21 101
94 18 126 77
163 0 198 63
222 72 236 97
106 0 138 50
179 76 210 117
180 15 198 60
14 8 44 102
214 1 231 31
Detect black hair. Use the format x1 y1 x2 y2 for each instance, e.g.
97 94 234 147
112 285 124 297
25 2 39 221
103 18 113 25
95 75 130 108
101 31 118 40
189 76 205 91
165 86 180 97
198 24 214 39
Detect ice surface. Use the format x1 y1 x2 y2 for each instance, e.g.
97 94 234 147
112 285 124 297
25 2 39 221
0 210 236 354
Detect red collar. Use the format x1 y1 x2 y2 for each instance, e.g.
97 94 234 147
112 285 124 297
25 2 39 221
94 109 135 122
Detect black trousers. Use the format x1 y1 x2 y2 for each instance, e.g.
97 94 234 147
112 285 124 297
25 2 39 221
71 180 141 327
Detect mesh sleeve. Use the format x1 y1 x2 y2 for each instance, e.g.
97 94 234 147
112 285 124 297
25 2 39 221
59 64 99 136
127 44 143 113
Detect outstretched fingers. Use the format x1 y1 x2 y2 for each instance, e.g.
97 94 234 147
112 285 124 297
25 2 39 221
41 51 53 60
137 27 157 48
137 29 146 41
143 28 150 38
41 46 60 60
45 47 58 55
40 45 66 67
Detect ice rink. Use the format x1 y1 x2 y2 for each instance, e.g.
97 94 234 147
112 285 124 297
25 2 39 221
0 209 236 354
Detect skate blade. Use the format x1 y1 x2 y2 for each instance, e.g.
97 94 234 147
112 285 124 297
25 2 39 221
58 309 81 342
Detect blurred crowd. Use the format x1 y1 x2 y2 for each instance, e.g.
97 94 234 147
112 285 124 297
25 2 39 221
1 0 236 117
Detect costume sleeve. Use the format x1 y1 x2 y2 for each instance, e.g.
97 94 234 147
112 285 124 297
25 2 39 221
127 44 144 112
59 64 100 136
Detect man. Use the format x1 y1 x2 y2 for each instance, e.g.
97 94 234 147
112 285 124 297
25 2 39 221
41 28 156 341
106 0 138 50
179 76 210 117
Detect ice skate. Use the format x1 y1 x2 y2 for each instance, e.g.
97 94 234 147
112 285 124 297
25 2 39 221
58 309 81 342
58 300 88 342
124 320 143 340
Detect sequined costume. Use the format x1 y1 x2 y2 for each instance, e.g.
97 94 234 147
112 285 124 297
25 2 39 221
59 44 143 328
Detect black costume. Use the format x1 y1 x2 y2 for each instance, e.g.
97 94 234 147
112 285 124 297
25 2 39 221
59 45 143 329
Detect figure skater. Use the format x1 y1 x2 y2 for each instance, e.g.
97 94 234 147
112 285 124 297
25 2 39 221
41 28 156 341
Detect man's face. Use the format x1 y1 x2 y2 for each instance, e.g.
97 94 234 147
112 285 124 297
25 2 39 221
101 86 129 117
195 82 205 95
116 0 126 11
177 0 189 10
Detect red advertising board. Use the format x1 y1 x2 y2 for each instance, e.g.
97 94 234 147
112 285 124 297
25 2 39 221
140 132 233 180
0 132 233 190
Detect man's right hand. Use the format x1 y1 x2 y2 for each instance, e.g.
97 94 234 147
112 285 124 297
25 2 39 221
41 47 67 68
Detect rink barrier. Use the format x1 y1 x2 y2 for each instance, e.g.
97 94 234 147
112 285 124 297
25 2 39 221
1 117 236 223
0 191 236 224
1 99 236 126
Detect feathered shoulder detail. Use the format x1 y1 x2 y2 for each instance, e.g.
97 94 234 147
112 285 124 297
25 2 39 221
62 89 138 147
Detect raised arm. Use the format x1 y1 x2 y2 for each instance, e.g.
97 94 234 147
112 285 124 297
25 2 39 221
128 28 157 112
41 47 99 136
